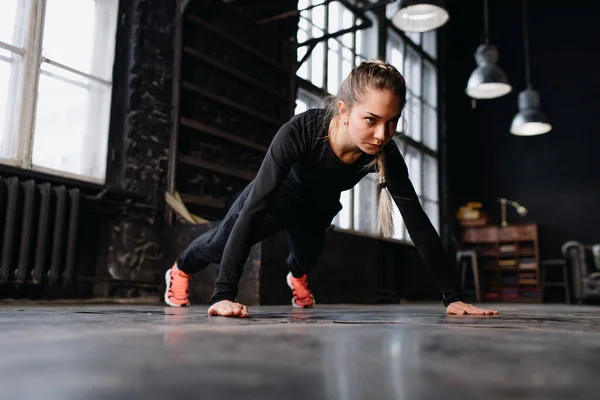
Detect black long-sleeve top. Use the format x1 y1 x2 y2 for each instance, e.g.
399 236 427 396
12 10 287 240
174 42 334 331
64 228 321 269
210 109 461 306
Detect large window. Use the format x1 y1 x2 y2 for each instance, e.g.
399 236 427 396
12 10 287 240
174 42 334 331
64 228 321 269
296 0 441 242
0 0 118 183
386 26 440 240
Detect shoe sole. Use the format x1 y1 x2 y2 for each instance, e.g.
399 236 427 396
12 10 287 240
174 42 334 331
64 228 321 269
164 269 190 307
286 273 315 309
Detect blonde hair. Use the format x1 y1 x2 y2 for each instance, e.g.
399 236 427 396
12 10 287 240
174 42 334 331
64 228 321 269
323 59 406 237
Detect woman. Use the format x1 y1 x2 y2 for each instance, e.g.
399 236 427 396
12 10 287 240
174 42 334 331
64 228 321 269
165 60 498 318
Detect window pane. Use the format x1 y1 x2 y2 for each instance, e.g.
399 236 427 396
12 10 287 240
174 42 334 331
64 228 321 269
0 0 29 48
32 63 112 180
422 30 437 59
299 16 309 31
310 41 325 87
355 55 363 68
386 2 398 20
342 59 352 83
297 29 308 48
393 137 405 154
342 32 353 48
328 37 339 51
335 189 352 230
405 47 421 96
424 201 439 233
389 45 404 74
404 146 422 196
391 201 405 240
354 174 377 235
0 50 22 159
298 0 309 9
406 31 421 45
297 88 322 111
423 60 437 106
423 155 438 201
423 104 437 151
43 0 118 80
295 99 308 115
327 48 339 94
312 4 326 29
390 140 406 240
405 92 421 141
342 7 353 30
311 25 323 40
342 46 353 61
328 2 340 32
297 53 308 79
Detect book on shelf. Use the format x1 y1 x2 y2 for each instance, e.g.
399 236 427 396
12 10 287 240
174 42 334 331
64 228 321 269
518 279 538 285
498 259 518 266
519 263 537 270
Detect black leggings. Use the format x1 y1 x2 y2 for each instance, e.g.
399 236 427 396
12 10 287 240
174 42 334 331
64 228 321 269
176 186 334 279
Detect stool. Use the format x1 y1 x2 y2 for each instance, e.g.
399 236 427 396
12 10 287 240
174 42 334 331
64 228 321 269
456 250 481 302
541 259 571 304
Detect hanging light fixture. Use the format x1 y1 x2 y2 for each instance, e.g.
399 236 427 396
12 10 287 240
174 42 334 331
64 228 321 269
391 0 449 33
465 0 512 99
510 0 552 136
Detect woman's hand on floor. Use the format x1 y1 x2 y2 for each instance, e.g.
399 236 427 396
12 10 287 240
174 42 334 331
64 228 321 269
446 301 498 315
208 300 250 318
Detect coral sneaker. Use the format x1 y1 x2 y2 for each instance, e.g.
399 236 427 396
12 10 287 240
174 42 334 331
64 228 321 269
165 263 191 307
286 272 315 308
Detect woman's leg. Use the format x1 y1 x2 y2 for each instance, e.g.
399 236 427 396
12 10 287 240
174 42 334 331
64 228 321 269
176 209 242 274
166 184 286 307
284 216 332 308
286 217 332 277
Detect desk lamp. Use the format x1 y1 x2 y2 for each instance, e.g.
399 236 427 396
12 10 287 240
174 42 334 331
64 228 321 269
497 198 528 226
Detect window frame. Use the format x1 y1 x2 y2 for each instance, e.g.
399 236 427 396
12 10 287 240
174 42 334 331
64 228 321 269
0 0 117 184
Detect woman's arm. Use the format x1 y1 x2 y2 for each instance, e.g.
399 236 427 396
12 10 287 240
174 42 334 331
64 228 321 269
210 117 308 305
384 144 498 315
383 143 462 305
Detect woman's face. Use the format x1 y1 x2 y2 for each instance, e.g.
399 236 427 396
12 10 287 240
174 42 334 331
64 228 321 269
339 89 403 155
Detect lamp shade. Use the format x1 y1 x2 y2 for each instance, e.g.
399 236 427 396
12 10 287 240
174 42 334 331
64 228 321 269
466 44 512 99
391 1 449 33
510 89 552 136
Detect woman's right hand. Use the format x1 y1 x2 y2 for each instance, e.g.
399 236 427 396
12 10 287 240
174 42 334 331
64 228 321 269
208 300 250 318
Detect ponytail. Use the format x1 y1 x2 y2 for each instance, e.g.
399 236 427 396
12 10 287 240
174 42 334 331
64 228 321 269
375 152 394 237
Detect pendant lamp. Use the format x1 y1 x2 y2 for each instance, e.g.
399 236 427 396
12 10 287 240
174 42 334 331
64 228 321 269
466 0 512 99
510 0 552 136
391 0 449 33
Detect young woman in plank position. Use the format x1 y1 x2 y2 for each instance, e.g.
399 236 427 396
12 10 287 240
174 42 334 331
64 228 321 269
165 60 498 318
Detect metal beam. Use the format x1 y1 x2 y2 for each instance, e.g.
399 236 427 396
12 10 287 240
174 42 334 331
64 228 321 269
296 0 385 71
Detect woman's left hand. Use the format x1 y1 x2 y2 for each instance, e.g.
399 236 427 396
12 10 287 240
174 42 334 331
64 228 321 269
446 301 498 315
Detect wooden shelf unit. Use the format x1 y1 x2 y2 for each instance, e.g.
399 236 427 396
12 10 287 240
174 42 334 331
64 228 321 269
168 1 295 222
460 223 541 302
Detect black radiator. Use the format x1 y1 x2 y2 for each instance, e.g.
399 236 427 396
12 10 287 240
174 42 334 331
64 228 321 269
0 177 80 285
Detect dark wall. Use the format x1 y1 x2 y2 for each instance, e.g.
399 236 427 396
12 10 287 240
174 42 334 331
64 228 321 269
99 0 176 287
107 0 175 206
444 0 600 260
260 230 439 305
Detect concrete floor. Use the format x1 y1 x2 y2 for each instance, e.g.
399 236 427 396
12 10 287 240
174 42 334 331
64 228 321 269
1 303 599 400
